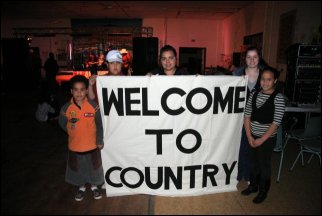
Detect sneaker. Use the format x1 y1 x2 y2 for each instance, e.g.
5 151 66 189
75 190 85 201
92 188 102 200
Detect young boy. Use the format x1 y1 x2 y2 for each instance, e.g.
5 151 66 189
241 67 285 204
59 75 104 201
88 49 124 103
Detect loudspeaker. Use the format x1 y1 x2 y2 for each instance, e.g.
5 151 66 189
233 52 241 67
132 37 158 75
2 38 30 90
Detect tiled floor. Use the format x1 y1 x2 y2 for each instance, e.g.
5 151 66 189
1 90 321 214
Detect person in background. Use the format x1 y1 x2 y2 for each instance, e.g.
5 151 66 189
233 46 266 182
29 48 42 90
35 93 56 122
59 75 104 202
36 79 59 122
147 45 189 76
85 53 98 75
42 52 59 108
241 67 285 204
97 53 108 71
88 50 124 104
120 48 133 76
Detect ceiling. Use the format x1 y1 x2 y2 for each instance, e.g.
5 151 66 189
2 1 254 21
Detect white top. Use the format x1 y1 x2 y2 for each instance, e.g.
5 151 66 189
35 102 55 122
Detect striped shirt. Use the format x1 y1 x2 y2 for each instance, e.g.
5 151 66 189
245 91 285 137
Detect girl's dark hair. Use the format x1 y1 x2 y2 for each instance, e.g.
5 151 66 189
70 75 89 89
160 45 177 58
262 66 280 79
246 46 261 57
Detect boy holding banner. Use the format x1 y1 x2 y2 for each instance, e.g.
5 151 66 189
59 75 104 201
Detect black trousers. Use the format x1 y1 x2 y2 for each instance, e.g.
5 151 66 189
248 135 276 185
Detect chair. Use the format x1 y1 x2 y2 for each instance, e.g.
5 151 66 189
277 116 321 182
276 116 299 182
273 125 283 152
290 116 321 170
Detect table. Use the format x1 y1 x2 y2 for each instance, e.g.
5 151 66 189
276 105 321 152
285 105 321 128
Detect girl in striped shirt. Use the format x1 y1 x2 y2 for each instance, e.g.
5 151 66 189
241 67 285 204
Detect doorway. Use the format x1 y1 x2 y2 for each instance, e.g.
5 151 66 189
179 47 206 75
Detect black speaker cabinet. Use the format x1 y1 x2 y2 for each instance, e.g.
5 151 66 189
232 52 241 67
285 44 321 105
2 38 30 90
132 37 158 75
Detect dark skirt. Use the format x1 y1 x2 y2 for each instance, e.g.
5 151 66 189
65 148 104 186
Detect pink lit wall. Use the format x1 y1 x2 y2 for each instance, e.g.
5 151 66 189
222 1 321 81
144 18 224 68
222 2 265 55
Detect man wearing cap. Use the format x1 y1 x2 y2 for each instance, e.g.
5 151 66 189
88 50 123 103
120 48 133 76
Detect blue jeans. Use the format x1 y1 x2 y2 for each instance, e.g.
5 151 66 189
237 127 251 181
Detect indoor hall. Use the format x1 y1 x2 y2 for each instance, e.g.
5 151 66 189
1 1 321 214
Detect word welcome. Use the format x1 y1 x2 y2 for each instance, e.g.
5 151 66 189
102 87 245 116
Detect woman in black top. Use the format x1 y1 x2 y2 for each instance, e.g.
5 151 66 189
147 45 189 76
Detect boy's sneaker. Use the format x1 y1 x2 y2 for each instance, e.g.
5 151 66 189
92 188 102 200
75 189 85 201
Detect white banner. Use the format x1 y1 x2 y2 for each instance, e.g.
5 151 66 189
97 75 247 197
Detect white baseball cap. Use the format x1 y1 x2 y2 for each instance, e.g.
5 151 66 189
106 50 123 63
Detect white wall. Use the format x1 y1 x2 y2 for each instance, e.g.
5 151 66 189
222 1 321 81
143 18 223 67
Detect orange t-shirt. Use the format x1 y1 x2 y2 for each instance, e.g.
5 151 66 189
64 98 98 152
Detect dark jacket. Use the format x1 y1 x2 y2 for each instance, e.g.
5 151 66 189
151 67 190 75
